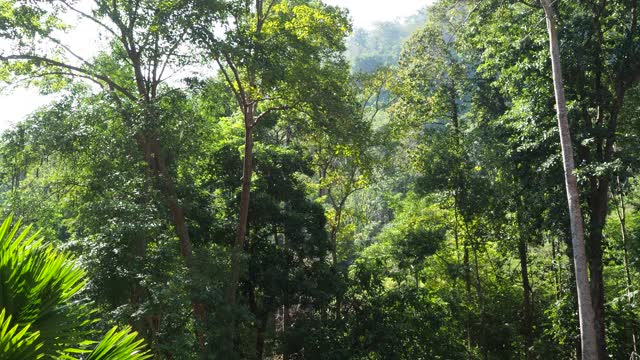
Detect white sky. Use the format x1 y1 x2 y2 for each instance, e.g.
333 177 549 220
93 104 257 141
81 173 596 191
0 0 429 131
324 0 428 29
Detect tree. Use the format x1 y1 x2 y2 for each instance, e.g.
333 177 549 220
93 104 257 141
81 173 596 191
3 0 640 358
0 1 223 353
540 1 598 357
459 0 640 355
193 0 351 320
200 115 342 358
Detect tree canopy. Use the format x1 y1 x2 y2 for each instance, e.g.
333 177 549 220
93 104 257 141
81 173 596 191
1 0 640 358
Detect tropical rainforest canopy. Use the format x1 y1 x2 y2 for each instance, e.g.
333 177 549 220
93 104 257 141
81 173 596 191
0 0 639 359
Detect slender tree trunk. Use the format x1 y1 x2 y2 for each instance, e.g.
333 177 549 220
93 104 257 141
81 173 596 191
587 17 609 356
255 312 267 360
225 110 255 356
615 179 638 353
329 194 351 320
472 244 484 308
516 196 534 359
552 235 562 301
228 111 255 306
471 241 487 360
540 1 598 358
283 300 290 360
564 234 583 360
331 218 342 320
518 237 534 360
248 283 267 360
464 242 473 349
588 181 609 360
450 83 472 353
282 215 291 360
330 207 341 267
227 0 262 307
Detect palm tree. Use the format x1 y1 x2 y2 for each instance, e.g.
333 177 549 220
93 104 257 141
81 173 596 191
0 216 151 359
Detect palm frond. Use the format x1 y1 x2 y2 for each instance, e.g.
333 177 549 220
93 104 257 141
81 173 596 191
0 215 94 357
0 216 151 359
0 308 43 359
85 326 152 360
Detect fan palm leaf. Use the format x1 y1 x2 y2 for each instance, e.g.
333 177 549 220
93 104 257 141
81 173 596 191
0 216 151 359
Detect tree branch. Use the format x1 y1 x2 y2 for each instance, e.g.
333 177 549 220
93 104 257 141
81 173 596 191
45 35 92 68
0 54 137 101
215 58 243 108
21 70 106 89
59 0 119 38
222 51 248 106
253 104 293 127
157 28 189 82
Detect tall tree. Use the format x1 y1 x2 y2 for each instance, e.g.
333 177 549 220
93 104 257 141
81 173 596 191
540 0 598 357
0 0 217 353
193 0 350 310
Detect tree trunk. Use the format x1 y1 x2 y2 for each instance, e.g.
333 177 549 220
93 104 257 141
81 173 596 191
228 112 255 306
552 235 561 301
471 241 488 360
565 234 582 360
282 215 291 360
518 237 534 360
283 301 291 360
248 283 267 360
540 1 598 358
137 134 208 353
588 180 608 359
586 22 609 359
256 312 267 360
472 243 484 308
516 197 534 359
226 116 255 360
330 207 340 267
329 194 350 320
615 179 638 353
464 242 473 349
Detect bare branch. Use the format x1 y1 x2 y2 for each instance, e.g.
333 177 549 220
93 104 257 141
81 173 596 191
257 0 280 32
21 70 106 89
215 58 243 108
59 0 119 38
222 51 247 105
0 54 137 101
45 35 92 67
263 0 279 22
157 28 189 81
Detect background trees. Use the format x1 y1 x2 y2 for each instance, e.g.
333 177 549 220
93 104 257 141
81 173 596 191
1 0 640 358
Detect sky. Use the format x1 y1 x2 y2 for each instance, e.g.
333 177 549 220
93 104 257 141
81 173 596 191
0 0 428 130
324 0 428 29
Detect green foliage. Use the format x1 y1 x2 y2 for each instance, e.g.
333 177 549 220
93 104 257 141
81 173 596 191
339 257 467 359
346 11 426 72
0 308 41 359
84 326 150 360
1 0 640 358
0 216 92 357
0 216 150 359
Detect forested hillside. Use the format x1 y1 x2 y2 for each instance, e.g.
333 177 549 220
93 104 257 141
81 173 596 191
0 0 639 359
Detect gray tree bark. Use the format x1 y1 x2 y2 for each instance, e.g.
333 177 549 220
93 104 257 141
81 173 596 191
540 1 598 358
